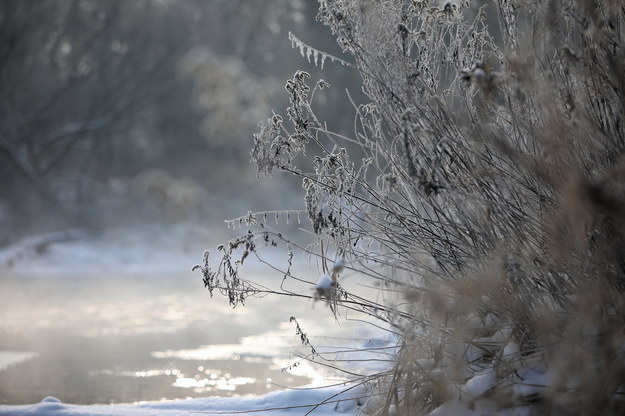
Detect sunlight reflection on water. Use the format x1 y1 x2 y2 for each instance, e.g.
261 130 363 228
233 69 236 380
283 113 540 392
0 352 38 371
0 269 357 404
0 238 387 405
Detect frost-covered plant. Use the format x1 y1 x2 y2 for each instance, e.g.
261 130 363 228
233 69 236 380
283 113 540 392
198 0 625 415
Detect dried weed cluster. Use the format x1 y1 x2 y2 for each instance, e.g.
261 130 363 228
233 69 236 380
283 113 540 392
199 1 625 414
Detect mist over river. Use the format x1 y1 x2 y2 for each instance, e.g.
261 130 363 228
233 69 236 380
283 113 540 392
0 233 386 405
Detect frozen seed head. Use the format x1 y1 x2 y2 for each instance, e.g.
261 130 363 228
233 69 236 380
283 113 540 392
314 273 337 300
332 258 346 273
315 274 335 290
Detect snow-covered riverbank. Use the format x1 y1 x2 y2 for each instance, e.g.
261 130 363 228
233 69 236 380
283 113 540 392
0 386 364 416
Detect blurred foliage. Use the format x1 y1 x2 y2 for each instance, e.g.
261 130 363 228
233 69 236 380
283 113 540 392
0 0 358 243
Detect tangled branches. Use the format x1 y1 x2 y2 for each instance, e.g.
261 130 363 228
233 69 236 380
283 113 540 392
202 1 625 415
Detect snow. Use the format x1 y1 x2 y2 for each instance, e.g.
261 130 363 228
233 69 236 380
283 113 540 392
462 369 496 398
503 341 519 358
315 274 334 290
314 273 337 301
426 400 475 416
0 386 363 416
512 367 551 400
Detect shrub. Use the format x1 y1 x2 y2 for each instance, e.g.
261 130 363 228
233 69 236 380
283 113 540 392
198 1 625 414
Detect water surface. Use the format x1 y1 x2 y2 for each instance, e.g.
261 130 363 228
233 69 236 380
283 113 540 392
0 269 339 404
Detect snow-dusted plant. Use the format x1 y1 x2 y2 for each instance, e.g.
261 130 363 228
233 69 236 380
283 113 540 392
198 1 625 415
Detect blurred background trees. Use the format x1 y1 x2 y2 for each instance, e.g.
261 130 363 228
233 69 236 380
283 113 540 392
0 0 357 245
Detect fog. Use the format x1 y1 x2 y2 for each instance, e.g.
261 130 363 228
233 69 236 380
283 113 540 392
0 254 354 404
0 0 362 405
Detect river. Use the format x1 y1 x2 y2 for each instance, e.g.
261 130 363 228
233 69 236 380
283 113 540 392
0 237 387 405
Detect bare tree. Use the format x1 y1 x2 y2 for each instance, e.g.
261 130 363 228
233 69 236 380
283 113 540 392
0 1 184 220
